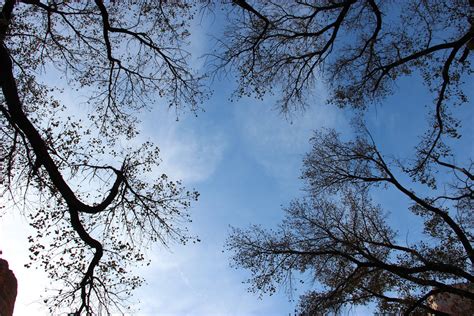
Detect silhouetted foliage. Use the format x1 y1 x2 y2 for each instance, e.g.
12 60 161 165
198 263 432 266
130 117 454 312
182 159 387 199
1 0 473 314
228 128 473 314
224 0 474 314
217 0 472 111
0 0 202 314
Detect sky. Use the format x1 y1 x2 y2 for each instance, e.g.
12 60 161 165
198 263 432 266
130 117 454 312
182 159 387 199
1 3 473 316
0 75 350 315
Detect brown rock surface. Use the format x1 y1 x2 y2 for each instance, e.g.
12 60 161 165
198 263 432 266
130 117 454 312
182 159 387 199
0 258 17 316
427 283 474 316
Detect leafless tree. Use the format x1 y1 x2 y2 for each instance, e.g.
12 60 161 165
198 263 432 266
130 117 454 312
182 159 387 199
218 0 472 108
223 0 473 314
0 0 203 314
227 128 473 315
215 0 472 169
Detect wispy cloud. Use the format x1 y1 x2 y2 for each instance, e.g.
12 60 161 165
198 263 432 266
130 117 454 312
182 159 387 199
133 242 295 316
137 107 228 184
233 95 347 188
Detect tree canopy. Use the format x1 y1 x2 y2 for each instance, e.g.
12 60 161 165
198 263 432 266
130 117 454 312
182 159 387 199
228 127 473 314
0 0 473 314
1 0 202 314
224 0 474 314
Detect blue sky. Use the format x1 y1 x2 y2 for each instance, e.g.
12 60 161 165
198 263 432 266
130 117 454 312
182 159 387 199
118 74 350 315
0 72 350 315
1 4 473 316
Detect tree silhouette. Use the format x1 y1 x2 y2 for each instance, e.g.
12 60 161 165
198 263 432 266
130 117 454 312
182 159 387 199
215 0 473 174
0 0 202 314
1 0 473 314
223 0 474 314
227 128 473 314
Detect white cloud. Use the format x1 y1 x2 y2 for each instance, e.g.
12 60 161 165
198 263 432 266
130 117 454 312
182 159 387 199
156 126 226 184
137 107 228 184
